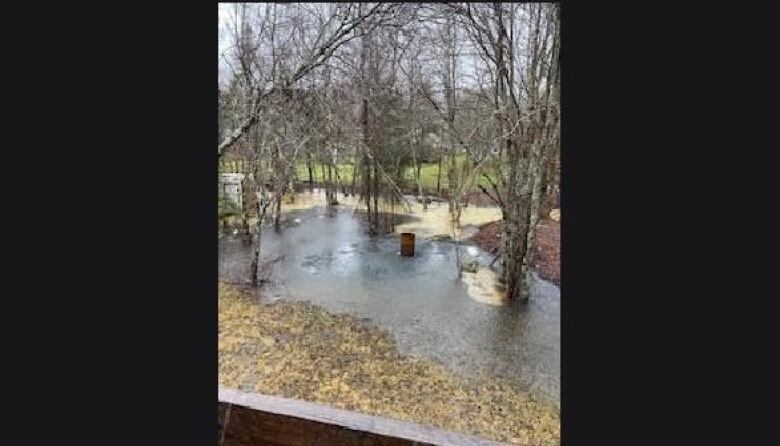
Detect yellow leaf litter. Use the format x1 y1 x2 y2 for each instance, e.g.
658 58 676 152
219 282 560 446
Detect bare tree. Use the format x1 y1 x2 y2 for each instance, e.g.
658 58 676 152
218 3 559 298
446 2 560 301
218 3 400 157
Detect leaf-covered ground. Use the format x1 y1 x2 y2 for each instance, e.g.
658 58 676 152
469 218 560 286
218 282 560 446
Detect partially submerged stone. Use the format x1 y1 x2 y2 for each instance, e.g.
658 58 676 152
462 260 481 273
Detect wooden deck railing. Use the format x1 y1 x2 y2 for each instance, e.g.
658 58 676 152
218 388 517 446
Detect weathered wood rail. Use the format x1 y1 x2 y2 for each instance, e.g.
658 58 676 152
218 388 518 446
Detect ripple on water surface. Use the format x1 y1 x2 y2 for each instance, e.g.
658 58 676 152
218 189 560 405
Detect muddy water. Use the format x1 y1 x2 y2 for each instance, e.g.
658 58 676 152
279 188 502 238
218 188 560 406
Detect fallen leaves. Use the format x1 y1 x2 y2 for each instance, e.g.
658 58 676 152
219 282 560 446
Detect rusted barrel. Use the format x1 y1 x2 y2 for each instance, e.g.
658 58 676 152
400 232 415 256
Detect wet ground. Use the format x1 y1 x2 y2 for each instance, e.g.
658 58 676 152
219 189 560 406
219 283 560 446
470 219 561 285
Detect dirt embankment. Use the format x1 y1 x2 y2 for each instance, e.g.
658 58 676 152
469 218 560 286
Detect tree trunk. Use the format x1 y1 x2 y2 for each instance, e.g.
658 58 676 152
436 155 443 194
307 153 314 185
410 147 426 210
391 194 395 232
447 152 460 224
350 163 357 193
364 157 371 221
520 143 549 298
251 199 270 287
273 194 282 232
372 161 379 226
321 163 329 204
326 162 331 204
333 163 342 203
240 176 252 245
327 162 337 206
251 228 262 287
453 219 462 279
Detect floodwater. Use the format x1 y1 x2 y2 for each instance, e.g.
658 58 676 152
218 188 560 406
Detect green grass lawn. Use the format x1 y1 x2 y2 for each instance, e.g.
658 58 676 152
294 162 358 185
401 157 501 190
293 161 444 190
221 155 500 192
292 156 500 191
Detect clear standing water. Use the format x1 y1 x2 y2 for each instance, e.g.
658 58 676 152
219 189 560 406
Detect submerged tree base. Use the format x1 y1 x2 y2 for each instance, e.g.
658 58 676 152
219 282 560 446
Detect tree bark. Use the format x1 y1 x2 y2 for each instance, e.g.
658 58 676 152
273 194 282 232
373 161 379 226
307 152 314 185
251 196 271 287
436 155 443 194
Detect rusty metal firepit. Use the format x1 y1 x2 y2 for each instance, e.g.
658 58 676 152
400 232 415 256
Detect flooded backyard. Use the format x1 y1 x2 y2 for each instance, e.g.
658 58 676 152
218 188 560 445
220 189 559 401
217 4 561 443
